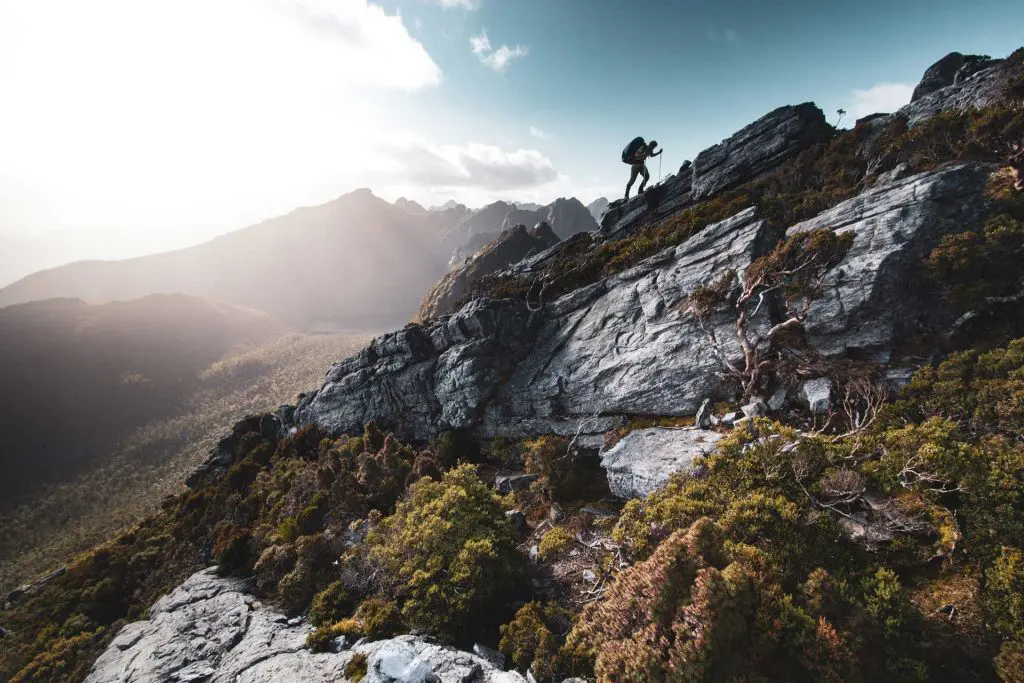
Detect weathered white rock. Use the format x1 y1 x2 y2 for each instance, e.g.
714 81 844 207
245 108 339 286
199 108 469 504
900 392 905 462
802 378 833 415
695 398 713 428
600 427 725 499
85 568 527 683
767 386 787 412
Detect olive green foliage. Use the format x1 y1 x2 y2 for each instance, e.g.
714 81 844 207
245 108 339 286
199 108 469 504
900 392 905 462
499 602 574 681
0 420 463 681
365 464 525 643
572 517 904 682
344 652 369 682
924 169 1024 315
306 597 403 652
308 580 357 627
537 526 575 560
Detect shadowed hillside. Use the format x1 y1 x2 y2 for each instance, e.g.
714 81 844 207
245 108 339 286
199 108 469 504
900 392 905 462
0 295 284 504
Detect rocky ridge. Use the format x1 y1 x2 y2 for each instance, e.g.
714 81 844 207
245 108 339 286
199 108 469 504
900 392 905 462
79 46 1024 683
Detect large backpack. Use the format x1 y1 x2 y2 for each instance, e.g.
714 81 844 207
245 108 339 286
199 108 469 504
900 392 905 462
621 137 645 164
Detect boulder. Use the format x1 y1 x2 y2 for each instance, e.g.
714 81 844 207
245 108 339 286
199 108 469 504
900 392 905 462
691 103 833 200
741 398 768 418
495 473 540 494
85 568 527 683
802 378 833 415
910 52 967 102
788 163 993 360
600 427 725 499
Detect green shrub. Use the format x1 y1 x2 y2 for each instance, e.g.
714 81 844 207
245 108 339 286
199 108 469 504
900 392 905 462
537 527 575 561
366 464 524 642
212 522 256 576
344 652 369 682
499 602 574 681
308 581 357 627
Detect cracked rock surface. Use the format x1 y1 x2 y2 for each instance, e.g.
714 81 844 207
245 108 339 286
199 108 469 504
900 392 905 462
85 568 526 683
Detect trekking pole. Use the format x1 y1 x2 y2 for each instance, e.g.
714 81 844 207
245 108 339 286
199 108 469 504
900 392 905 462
658 154 663 183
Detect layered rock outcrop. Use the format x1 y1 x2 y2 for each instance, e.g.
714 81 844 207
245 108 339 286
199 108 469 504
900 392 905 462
296 208 777 443
85 568 527 683
789 163 992 359
296 160 992 445
419 222 561 321
599 103 832 237
899 52 1016 127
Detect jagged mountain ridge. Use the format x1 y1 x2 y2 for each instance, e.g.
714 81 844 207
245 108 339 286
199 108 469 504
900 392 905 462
0 192 597 333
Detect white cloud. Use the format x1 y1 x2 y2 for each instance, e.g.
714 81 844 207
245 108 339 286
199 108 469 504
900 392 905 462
376 134 559 190
470 30 492 55
529 126 551 140
847 82 914 120
724 29 739 44
470 30 527 73
0 0 442 244
425 0 479 9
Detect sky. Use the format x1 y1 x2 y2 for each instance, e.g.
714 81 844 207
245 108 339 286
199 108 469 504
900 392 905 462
0 0 1023 280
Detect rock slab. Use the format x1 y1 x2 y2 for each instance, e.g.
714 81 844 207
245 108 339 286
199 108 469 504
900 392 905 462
85 568 526 683
601 427 725 499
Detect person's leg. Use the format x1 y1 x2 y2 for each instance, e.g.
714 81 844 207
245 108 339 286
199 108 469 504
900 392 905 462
625 164 641 199
637 164 650 194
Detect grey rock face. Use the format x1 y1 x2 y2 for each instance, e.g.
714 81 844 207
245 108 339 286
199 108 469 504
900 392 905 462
899 56 1013 127
789 163 992 360
691 103 833 200
419 223 561 321
495 473 540 494
911 52 967 101
802 378 833 415
481 208 777 435
295 298 537 442
299 208 776 443
600 427 725 499
85 568 526 683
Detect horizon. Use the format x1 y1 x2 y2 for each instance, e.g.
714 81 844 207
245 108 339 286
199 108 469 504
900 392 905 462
1 0 1023 284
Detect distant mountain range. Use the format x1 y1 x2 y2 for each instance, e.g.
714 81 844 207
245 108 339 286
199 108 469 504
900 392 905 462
0 191 598 330
587 197 610 223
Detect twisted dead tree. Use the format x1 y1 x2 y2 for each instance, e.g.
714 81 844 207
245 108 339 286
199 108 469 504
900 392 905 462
683 228 854 399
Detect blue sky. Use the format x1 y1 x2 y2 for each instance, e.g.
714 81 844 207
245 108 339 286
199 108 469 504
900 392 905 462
0 0 1022 275
372 0 1024 202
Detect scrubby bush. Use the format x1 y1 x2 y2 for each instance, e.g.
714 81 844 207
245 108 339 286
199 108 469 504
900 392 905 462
499 602 574 681
366 464 524 642
308 580 357 627
537 526 575 560
212 522 256 576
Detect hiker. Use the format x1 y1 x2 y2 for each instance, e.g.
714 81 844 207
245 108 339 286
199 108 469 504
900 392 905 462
622 137 663 200
1010 142 1024 191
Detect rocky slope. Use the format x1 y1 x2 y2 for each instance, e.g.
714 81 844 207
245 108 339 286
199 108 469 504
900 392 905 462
11 47 1024 683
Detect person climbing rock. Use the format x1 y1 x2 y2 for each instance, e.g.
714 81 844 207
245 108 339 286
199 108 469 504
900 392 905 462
622 137 663 200
1010 142 1023 191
